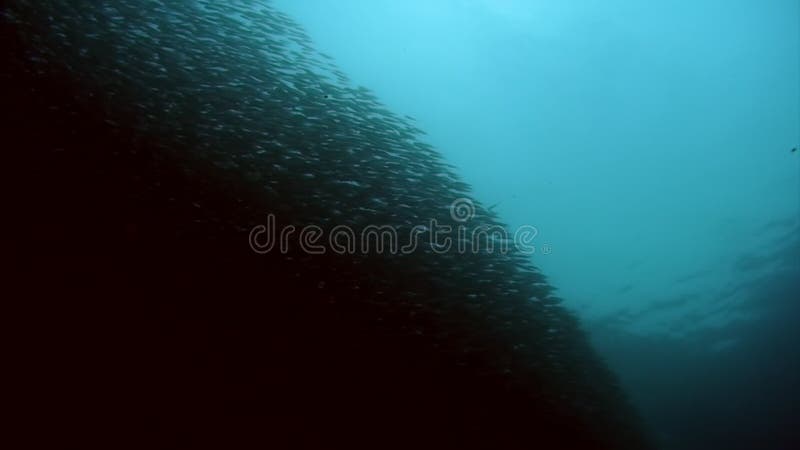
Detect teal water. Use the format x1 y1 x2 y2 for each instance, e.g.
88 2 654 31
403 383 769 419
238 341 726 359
277 1 800 449
5 1 798 448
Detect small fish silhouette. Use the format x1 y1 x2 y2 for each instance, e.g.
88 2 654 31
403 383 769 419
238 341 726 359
487 201 502 211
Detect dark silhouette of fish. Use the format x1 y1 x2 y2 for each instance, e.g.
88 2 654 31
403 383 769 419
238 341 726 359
3 1 651 449
487 201 503 211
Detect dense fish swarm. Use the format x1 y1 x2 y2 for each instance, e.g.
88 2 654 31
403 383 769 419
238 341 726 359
3 1 650 448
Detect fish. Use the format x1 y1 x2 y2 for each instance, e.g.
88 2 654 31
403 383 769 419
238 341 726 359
2 1 651 449
487 201 503 211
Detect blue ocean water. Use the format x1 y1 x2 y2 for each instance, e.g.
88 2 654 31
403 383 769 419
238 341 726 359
276 1 800 449
5 0 798 448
